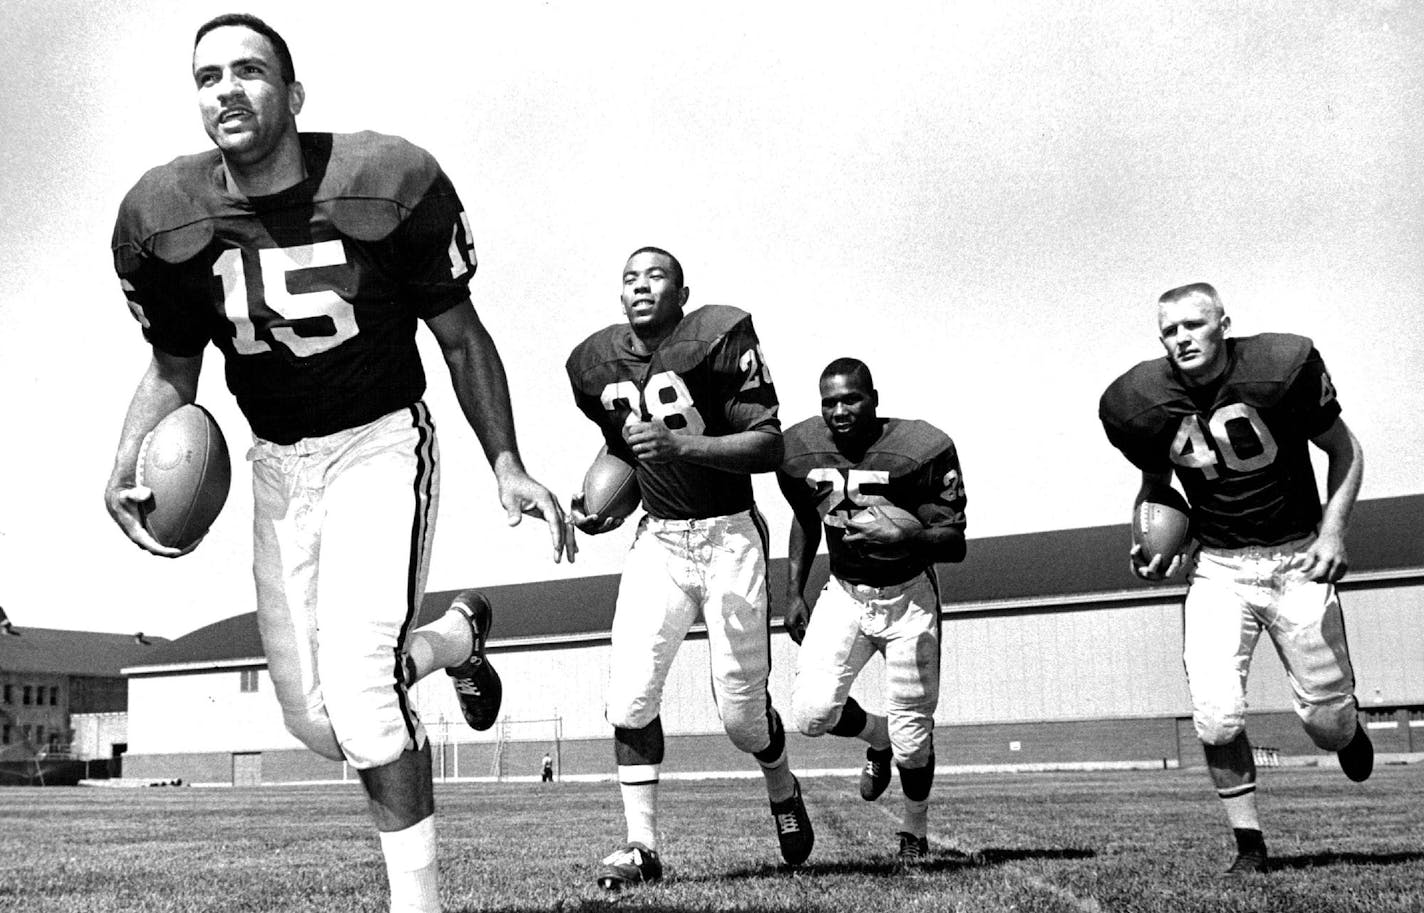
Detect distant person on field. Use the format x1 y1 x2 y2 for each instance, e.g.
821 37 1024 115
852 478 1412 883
777 357 967 866
1099 282 1371 877
104 14 567 913
541 752 554 783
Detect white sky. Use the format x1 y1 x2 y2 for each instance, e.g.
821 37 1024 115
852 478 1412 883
1 1 1420 638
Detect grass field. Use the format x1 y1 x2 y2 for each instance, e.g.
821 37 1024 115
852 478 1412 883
2 764 1421 912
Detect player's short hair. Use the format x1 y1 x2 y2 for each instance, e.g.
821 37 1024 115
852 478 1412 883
195 13 296 85
627 246 684 288
820 357 874 392
1158 282 1224 321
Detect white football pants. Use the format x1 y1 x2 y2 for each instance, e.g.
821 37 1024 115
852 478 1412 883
606 510 775 755
1183 536 1358 750
792 571 941 768
250 403 438 769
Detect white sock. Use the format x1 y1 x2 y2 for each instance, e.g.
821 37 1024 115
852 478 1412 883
406 610 474 682
901 797 929 838
1220 789 1260 831
758 749 796 803
859 714 891 751
619 766 659 849
378 816 439 913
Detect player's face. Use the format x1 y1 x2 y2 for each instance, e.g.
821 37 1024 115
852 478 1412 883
820 373 877 442
1158 299 1230 384
621 251 688 334
192 26 303 170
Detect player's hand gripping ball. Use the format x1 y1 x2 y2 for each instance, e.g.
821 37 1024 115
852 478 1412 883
1133 486 1191 569
579 449 641 522
847 504 923 560
135 404 232 551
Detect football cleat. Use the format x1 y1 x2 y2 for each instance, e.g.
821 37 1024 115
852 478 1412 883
770 776 814 866
1337 723 1374 783
896 831 929 867
445 591 502 731
1222 847 1268 877
596 842 662 891
860 746 893 801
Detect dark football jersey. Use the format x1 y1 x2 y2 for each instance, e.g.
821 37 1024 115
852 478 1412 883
779 417 967 588
1099 333 1342 548
112 132 477 444
566 305 780 520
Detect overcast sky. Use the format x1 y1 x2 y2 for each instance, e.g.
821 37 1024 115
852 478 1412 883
1 1 1420 638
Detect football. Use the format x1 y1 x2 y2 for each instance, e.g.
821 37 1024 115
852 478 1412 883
581 448 640 520
1133 486 1191 567
848 504 923 559
135 404 232 551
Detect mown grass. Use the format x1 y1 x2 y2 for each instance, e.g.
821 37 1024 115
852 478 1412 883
1 764 1421 912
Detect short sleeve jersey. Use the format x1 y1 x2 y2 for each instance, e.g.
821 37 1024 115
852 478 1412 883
1098 333 1341 548
565 305 780 520
111 132 477 444
779 417 967 588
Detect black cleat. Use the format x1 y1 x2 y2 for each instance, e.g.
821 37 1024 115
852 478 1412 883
445 591 502 731
896 831 929 868
770 776 814 866
860 746 893 801
597 842 662 891
1223 847 1268 877
1338 723 1374 783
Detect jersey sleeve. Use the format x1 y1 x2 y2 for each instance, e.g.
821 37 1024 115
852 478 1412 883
915 441 968 532
111 189 213 358
1283 345 1343 438
708 316 780 434
1098 372 1173 474
393 168 477 319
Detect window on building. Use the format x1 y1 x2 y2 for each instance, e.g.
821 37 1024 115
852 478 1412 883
22 725 32 743
2 684 10 704
240 669 259 693
1408 707 1424 728
50 687 59 706
35 725 44 745
22 686 32 706
2 725 9 744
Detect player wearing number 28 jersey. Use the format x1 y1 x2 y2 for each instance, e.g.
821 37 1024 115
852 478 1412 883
566 247 812 889
1099 282 1369 877
104 16 567 913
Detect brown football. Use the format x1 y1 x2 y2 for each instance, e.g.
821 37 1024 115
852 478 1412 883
581 448 640 520
136 404 232 551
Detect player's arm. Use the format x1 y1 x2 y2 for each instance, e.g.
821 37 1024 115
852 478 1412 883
426 300 570 562
104 348 203 558
1129 470 1190 581
776 471 823 645
624 423 783 473
1300 417 1363 583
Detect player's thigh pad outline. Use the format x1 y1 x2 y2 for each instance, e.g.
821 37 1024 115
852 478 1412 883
792 580 879 737
251 405 438 768
699 512 775 754
878 574 941 768
1272 561 1357 750
1182 547 1270 746
606 516 706 730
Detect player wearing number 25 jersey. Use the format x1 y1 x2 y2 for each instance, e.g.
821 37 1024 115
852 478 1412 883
566 247 811 890
104 16 566 913
1099 282 1369 877
777 358 966 864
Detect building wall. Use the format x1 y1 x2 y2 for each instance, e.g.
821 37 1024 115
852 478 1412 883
122 574 1424 785
0 672 68 757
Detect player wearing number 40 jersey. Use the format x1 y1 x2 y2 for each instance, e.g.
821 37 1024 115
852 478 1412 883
777 358 967 865
104 15 568 913
566 247 812 890
1099 282 1370 878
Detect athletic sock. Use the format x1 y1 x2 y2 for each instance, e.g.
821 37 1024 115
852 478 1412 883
405 611 475 683
378 815 438 913
860 714 891 752
901 797 929 839
758 749 796 803
618 766 659 849
1219 787 1260 832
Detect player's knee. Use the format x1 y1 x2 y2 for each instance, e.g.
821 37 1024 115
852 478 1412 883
791 696 839 738
282 709 345 762
606 696 659 731
1194 710 1244 747
898 754 935 802
1301 700 1356 751
748 707 786 763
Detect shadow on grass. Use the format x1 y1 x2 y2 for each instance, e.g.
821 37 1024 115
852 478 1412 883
681 845 1097 882
1268 849 1424 871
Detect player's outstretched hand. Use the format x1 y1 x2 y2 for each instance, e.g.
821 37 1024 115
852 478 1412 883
1295 530 1348 583
1129 543 1186 582
568 494 625 536
625 421 682 464
784 596 812 645
104 483 188 558
497 467 573 563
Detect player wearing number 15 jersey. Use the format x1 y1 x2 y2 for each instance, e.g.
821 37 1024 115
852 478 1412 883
566 247 812 890
777 358 967 865
1099 282 1370 877
103 15 567 913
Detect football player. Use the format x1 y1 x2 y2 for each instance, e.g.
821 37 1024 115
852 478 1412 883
103 15 568 913
566 247 812 889
1099 282 1371 877
777 358 967 866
